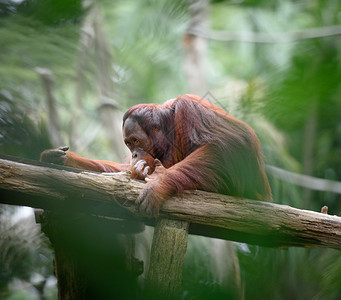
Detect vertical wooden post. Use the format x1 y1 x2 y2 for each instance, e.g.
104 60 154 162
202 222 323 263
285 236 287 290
147 218 189 297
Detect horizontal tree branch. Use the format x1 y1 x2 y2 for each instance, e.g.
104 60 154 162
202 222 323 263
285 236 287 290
267 165 341 194
0 155 341 250
186 25 341 43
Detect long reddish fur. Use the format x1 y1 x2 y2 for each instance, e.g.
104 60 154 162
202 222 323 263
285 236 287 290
123 94 271 202
64 151 128 173
60 94 271 205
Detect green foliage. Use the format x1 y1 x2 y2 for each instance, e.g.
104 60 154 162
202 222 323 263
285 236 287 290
102 0 189 107
0 15 80 123
0 93 51 159
18 0 83 25
0 207 55 299
0 0 341 299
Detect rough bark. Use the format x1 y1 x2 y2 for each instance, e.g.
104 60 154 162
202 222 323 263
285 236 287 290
1 155 341 250
147 218 189 298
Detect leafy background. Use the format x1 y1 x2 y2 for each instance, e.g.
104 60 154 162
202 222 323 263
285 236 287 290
0 0 340 299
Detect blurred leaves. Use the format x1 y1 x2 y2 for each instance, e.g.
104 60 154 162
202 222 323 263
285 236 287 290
0 92 51 159
265 41 341 132
18 0 83 25
0 0 341 299
0 206 55 298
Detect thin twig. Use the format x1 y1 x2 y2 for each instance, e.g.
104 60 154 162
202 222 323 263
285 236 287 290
186 25 341 43
267 165 341 194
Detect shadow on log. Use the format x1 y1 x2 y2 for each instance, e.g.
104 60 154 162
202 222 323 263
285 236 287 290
1 154 341 250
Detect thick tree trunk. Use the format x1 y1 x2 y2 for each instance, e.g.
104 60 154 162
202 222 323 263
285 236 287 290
35 68 63 147
73 2 128 160
183 0 209 96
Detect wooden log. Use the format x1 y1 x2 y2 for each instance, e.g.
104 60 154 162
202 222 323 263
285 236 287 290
147 218 189 297
1 155 341 249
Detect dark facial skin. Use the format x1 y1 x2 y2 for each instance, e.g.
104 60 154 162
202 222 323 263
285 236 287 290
123 117 168 215
123 118 156 179
123 118 153 156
